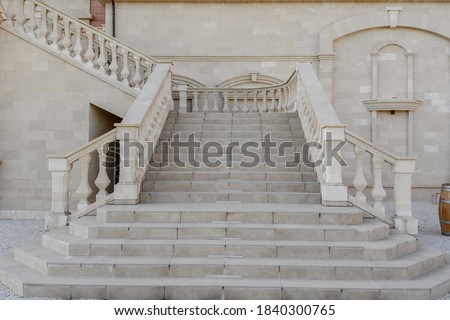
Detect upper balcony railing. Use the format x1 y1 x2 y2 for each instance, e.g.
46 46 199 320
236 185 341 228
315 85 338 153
173 72 298 113
0 0 162 95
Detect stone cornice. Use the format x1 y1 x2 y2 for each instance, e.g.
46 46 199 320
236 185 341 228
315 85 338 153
362 99 422 112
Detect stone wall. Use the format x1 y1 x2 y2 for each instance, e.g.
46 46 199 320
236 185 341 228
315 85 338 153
0 30 135 216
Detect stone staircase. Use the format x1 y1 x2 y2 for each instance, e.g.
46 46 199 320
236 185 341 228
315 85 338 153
1 112 450 299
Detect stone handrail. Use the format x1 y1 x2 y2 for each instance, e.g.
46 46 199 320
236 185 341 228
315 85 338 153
296 63 417 234
175 72 298 112
47 129 117 229
114 63 173 205
1 0 162 94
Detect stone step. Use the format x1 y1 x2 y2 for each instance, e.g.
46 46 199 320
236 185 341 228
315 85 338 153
156 137 307 147
96 203 364 225
168 112 299 119
160 130 303 139
139 191 321 204
163 124 303 132
153 145 305 155
145 171 318 182
14 241 444 281
151 153 314 166
143 180 320 193
3 252 450 299
147 161 315 173
165 118 301 125
69 216 389 241
42 228 416 260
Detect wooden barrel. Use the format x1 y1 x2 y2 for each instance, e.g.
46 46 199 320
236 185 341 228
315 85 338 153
439 184 450 236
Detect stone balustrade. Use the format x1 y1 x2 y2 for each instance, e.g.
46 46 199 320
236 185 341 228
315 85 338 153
47 129 117 230
175 72 298 113
0 0 160 93
296 63 417 235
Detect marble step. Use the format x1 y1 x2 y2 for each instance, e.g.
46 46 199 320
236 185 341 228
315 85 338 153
3 252 449 299
165 118 301 125
14 241 443 281
162 124 303 132
146 161 315 172
142 180 320 193
69 216 389 241
168 112 299 119
139 191 321 204
41 228 416 260
96 203 364 225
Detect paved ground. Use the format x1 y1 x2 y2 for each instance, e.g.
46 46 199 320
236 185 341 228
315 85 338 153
0 201 449 299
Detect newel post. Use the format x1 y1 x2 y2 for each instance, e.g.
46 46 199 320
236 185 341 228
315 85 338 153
114 124 140 204
46 157 72 230
393 158 418 235
321 125 348 206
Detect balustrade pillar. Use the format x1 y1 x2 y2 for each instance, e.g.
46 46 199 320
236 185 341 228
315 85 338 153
352 145 367 202
222 92 229 112
321 126 347 206
47 157 72 230
109 43 119 80
192 91 199 112
114 125 140 204
75 153 92 211
3 0 15 28
95 145 111 201
371 155 386 213
49 12 60 49
15 0 25 32
24 3 38 35
178 85 188 113
61 18 71 55
36 8 48 43
393 158 418 234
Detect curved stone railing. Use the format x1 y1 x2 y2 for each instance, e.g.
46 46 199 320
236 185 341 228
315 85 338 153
0 0 161 95
296 63 417 234
174 72 298 113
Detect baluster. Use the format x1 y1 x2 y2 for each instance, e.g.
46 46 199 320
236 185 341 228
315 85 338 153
222 92 229 112
108 43 118 80
277 89 283 112
192 91 199 112
36 8 48 43
232 92 238 112
4 0 15 28
213 92 219 112
372 155 386 213
121 49 131 86
283 87 289 110
75 153 92 211
24 2 38 35
202 92 209 112
260 91 267 112
270 90 275 112
242 92 248 112
73 25 83 61
84 31 95 67
97 37 107 73
61 18 72 55
15 0 26 32
131 55 142 89
95 146 111 201
352 146 367 202
49 12 61 50
252 91 258 112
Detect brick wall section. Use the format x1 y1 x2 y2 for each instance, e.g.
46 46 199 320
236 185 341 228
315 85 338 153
90 0 106 28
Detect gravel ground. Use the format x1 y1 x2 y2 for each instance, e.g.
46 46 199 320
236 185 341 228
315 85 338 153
0 201 449 299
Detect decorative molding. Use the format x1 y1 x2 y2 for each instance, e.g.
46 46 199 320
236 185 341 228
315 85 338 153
363 99 422 112
217 73 283 88
153 55 319 63
386 7 402 28
172 75 206 88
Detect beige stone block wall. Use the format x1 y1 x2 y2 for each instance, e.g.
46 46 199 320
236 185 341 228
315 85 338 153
333 28 450 188
40 0 91 20
0 30 135 213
